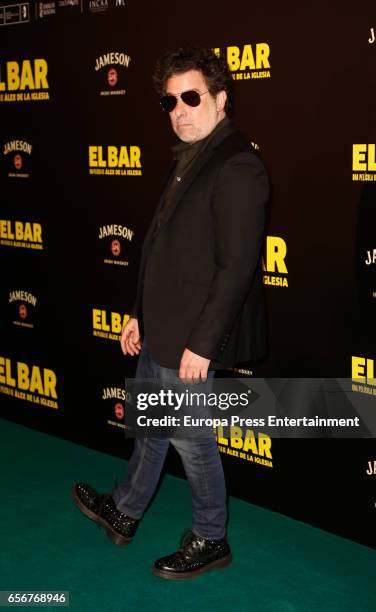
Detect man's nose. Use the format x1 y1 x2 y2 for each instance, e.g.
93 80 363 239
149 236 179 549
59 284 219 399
174 96 187 116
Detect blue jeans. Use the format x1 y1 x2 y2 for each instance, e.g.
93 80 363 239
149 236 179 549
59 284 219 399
112 340 227 540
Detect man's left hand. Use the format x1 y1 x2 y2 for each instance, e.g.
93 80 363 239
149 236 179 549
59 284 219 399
179 348 210 384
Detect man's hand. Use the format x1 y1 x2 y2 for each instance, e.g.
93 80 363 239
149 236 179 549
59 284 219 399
120 317 142 356
179 348 210 384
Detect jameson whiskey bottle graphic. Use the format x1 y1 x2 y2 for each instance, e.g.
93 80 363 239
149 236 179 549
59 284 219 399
355 184 375 351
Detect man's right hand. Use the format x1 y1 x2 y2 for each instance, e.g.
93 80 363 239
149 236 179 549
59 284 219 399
120 317 142 356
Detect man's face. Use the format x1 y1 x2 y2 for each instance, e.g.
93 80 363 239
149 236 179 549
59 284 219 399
165 69 226 144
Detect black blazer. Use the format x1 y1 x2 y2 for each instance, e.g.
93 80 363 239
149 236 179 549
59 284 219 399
132 121 270 369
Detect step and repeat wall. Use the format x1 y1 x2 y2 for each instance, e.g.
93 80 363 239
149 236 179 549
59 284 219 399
1 1 375 548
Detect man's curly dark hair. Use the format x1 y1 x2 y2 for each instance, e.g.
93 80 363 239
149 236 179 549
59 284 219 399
153 47 233 112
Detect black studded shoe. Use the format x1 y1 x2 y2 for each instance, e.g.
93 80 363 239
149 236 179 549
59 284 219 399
71 482 139 546
152 533 232 580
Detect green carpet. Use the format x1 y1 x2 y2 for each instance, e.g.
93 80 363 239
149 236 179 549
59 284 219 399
0 418 375 611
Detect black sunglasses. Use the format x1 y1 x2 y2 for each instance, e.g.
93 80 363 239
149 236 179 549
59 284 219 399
160 89 208 112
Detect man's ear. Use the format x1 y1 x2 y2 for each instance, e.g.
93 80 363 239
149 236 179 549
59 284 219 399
216 90 227 112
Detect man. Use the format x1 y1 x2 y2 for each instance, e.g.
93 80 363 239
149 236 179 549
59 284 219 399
72 47 269 580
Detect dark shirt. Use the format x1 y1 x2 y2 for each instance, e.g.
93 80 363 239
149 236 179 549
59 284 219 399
154 116 230 232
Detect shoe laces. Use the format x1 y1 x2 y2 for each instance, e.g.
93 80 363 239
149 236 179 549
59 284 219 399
181 535 206 559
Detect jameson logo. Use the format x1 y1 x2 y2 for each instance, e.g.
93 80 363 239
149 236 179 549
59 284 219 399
98 224 134 267
95 52 131 71
103 385 130 431
102 387 127 400
9 290 37 306
365 249 376 265
3 139 33 178
98 224 134 241
366 461 376 474
94 52 131 96
9 289 37 328
369 28 375 44
3 140 32 156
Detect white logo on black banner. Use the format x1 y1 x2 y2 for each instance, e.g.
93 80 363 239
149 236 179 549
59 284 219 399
37 2 57 18
8 289 37 328
0 2 29 26
3 139 33 178
98 223 134 267
58 0 81 9
89 0 108 12
365 249 376 266
94 51 131 96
